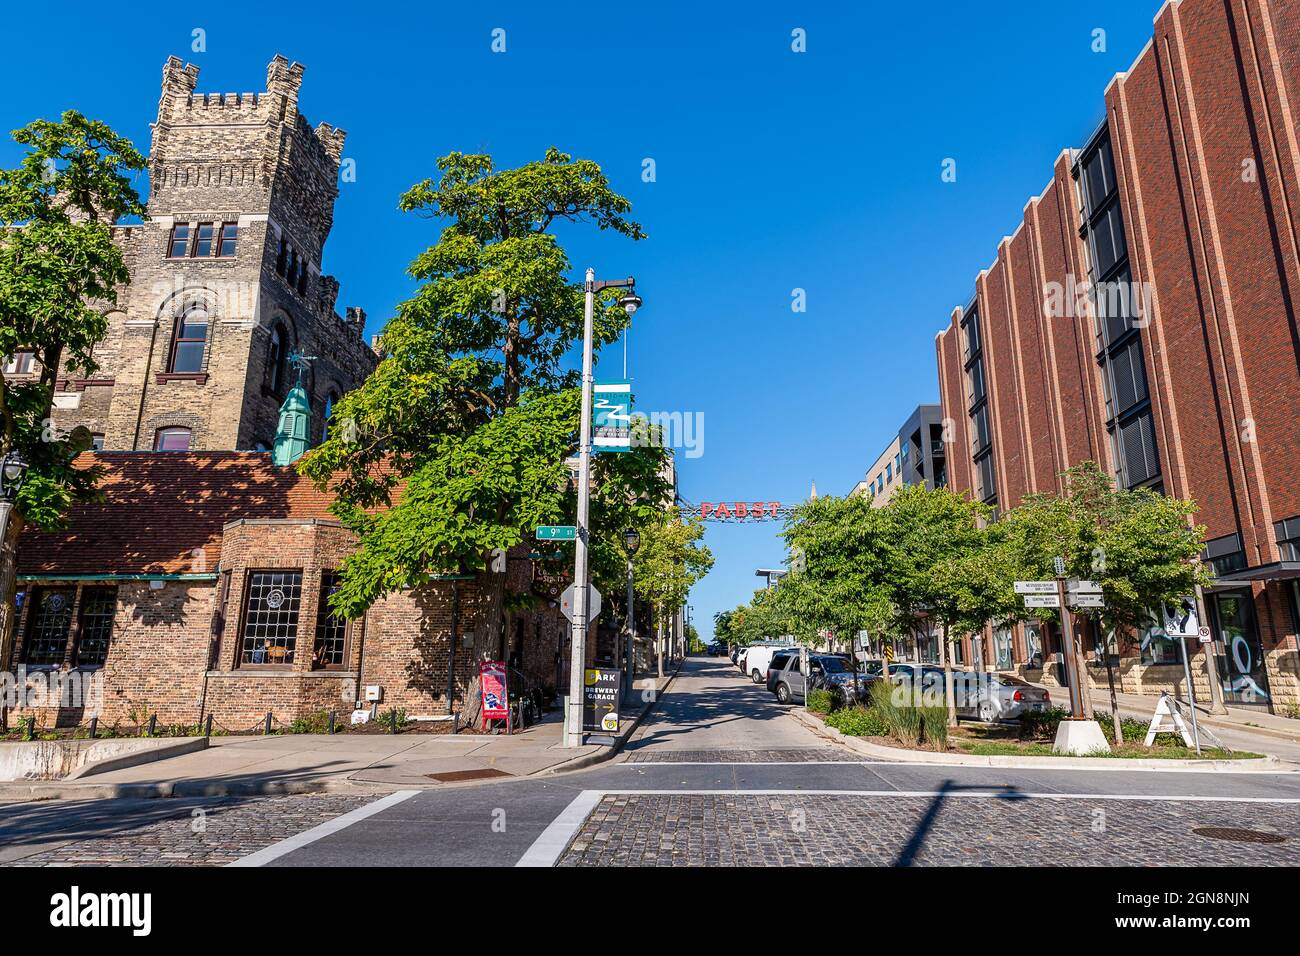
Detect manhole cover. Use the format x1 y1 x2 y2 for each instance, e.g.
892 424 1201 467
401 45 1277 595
1192 826 1285 844
426 768 514 783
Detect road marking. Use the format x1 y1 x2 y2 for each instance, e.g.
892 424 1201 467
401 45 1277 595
227 790 421 867
588 788 1300 804
625 760 876 766
515 789 604 867
616 759 1297 775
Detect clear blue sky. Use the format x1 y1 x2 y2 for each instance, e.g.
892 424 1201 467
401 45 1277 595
1 1 1163 640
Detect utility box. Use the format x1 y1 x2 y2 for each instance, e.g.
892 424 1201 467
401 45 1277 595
364 685 383 703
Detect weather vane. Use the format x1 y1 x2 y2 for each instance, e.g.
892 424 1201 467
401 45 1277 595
287 348 317 385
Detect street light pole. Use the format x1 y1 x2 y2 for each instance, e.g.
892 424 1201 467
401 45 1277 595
565 270 640 749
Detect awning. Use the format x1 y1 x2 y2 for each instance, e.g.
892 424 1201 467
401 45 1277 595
1210 560 1300 585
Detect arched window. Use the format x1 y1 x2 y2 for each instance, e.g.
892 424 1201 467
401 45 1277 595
154 427 192 451
268 323 287 394
322 390 339 440
169 304 209 373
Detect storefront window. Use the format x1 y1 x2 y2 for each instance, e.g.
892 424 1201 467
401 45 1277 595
994 627 1014 670
1024 622 1043 669
1139 610 1183 665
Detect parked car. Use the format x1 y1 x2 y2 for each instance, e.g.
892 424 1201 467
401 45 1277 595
743 642 797 683
767 651 874 705
730 645 744 665
952 672 1051 722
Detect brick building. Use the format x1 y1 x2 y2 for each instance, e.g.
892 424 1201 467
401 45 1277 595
934 0 1300 712
5 54 377 453
9 453 580 729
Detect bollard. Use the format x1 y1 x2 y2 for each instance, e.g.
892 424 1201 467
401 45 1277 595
23 716 35 741
88 717 98 740
204 714 213 738
389 709 398 734
146 714 157 737
327 711 335 735
264 712 272 735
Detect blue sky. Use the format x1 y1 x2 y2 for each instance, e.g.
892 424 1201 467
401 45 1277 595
1 1 1163 639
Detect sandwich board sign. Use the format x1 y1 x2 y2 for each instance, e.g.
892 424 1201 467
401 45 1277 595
1144 692 1195 748
593 380 632 453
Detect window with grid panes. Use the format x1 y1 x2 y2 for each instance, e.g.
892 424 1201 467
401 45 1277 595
24 588 75 666
75 587 117 667
313 573 348 668
240 571 302 665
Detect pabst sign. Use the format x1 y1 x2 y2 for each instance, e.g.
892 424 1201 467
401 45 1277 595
700 501 782 520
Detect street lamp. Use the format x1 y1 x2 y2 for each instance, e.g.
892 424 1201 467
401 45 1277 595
623 529 640 698
0 451 29 501
565 270 642 748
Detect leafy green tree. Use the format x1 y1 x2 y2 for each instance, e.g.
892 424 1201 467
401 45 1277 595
632 507 713 676
0 111 144 671
778 494 896 648
301 148 659 715
1002 462 1209 740
880 485 1015 726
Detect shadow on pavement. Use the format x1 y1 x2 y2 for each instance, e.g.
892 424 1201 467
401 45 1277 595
894 779 1028 867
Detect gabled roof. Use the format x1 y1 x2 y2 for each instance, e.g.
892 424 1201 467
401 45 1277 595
18 452 341 576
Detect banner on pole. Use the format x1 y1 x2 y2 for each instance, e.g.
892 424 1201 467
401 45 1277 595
593 380 632 453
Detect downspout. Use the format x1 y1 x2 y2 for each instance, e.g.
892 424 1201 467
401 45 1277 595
447 581 459 731
354 605 369 718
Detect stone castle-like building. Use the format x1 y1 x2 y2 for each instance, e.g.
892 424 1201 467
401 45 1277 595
34 55 377 451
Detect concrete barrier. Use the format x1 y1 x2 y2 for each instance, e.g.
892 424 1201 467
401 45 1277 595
0 736 208 781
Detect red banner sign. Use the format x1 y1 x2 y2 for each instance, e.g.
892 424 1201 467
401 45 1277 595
479 661 509 722
700 501 782 520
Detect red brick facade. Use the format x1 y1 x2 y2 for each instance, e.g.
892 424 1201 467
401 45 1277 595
8 453 588 729
935 0 1300 712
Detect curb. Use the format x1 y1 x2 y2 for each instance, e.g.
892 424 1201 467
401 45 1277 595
539 664 682 776
790 708 1292 773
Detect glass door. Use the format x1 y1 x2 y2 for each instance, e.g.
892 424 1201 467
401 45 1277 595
1211 591 1271 709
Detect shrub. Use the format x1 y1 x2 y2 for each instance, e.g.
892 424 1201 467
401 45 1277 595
824 706 888 737
289 710 333 735
1018 706 1069 740
806 689 837 714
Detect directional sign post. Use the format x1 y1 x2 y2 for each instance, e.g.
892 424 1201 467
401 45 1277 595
1069 593 1105 609
1023 594 1061 608
1014 581 1056 595
537 525 577 541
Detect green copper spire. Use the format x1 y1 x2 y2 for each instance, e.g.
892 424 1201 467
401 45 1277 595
272 350 315 466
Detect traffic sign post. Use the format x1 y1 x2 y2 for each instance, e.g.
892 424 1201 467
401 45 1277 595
560 583 602 624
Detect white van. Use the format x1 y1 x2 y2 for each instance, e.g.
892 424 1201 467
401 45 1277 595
742 642 798 683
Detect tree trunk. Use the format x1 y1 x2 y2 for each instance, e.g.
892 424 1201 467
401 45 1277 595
0 505 24 730
1103 639 1124 745
655 613 664 678
940 624 957 728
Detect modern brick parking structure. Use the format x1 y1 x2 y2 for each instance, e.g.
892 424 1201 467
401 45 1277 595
935 0 1300 712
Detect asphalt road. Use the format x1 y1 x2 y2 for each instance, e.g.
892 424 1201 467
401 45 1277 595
3 657 1298 867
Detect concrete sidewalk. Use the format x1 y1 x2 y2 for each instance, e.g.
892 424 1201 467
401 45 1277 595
0 671 679 802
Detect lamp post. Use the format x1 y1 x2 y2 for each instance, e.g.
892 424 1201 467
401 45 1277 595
622 528 640 698
0 451 30 730
565 270 641 748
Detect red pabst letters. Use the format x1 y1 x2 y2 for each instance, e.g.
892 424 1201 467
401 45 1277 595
699 501 781 520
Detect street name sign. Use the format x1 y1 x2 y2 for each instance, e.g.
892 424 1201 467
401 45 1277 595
1023 594 1061 608
560 583 602 623
1014 581 1056 595
536 526 577 541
